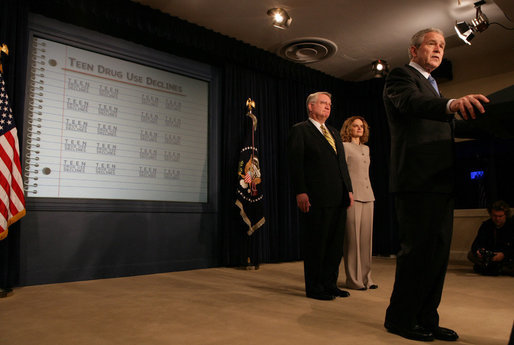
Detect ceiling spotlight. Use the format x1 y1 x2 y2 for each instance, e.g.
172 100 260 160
371 59 389 78
454 0 489 45
267 8 292 29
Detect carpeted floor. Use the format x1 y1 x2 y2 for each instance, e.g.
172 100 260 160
0 257 512 345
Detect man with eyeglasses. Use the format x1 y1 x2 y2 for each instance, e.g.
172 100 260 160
287 91 354 301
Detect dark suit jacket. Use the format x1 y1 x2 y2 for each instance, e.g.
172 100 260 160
287 120 353 208
383 65 456 194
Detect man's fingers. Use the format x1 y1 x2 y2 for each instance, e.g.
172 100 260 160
459 103 471 120
476 94 490 103
459 107 469 120
471 97 486 114
464 100 477 119
457 94 489 120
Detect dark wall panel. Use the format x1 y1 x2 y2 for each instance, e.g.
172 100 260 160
19 212 218 285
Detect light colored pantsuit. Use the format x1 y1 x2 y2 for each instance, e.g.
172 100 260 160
344 200 374 289
342 141 375 289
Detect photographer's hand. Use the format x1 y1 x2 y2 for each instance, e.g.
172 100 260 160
476 249 484 258
492 252 505 262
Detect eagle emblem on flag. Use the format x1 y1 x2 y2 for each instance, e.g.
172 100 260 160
235 99 265 235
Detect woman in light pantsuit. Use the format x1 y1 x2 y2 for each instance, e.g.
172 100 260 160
340 116 377 290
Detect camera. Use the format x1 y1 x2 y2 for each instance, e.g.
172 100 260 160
479 248 495 261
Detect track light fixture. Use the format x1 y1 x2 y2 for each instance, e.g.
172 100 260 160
454 0 489 45
267 8 292 29
371 59 389 78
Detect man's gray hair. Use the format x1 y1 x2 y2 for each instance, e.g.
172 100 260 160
408 28 444 59
306 91 332 114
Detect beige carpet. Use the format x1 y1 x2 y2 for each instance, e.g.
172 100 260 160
0 257 512 345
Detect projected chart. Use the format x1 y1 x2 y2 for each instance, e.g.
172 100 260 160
24 37 209 202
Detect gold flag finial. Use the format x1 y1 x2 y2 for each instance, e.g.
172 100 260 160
246 98 255 113
245 98 257 131
0 44 9 74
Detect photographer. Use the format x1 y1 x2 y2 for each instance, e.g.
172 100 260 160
468 200 514 276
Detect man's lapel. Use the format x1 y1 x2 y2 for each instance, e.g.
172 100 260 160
406 65 441 98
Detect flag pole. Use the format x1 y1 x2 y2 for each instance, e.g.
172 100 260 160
245 99 258 196
245 99 258 270
236 98 264 269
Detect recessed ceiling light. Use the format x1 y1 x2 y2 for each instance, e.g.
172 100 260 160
267 8 292 29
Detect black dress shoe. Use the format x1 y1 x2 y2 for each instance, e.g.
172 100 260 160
306 291 335 300
384 322 434 342
327 287 350 297
431 327 458 341
369 284 378 289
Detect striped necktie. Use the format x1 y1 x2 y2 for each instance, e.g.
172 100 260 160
320 124 337 153
428 75 440 95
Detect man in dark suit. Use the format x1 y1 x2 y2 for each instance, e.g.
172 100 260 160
383 28 489 342
287 91 354 301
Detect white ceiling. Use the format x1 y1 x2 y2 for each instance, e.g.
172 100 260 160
133 0 514 81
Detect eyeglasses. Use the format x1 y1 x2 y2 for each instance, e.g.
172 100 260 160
317 100 332 107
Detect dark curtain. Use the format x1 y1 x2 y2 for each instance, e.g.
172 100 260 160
219 64 352 266
220 65 394 265
4 0 398 275
220 65 281 266
455 138 514 209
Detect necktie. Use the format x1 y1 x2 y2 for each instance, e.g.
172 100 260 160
428 75 440 95
320 124 337 153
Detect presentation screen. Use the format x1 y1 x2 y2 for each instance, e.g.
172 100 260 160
23 34 211 204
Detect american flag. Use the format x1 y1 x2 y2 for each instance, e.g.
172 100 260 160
244 171 252 183
235 103 265 236
0 73 25 240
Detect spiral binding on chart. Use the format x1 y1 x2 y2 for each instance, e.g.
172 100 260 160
23 37 46 195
